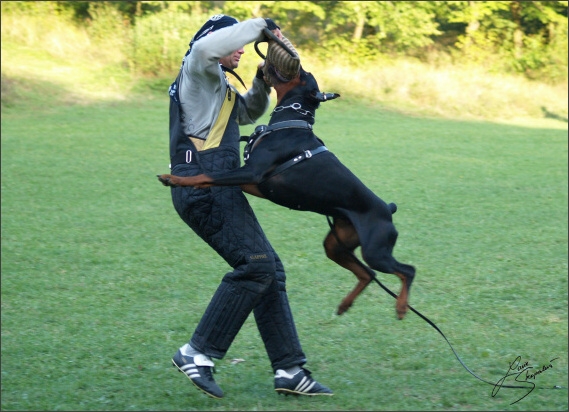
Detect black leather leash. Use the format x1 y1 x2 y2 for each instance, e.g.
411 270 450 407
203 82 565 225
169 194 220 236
325 216 566 393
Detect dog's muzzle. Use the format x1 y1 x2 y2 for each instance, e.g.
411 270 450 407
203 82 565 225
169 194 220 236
262 36 300 82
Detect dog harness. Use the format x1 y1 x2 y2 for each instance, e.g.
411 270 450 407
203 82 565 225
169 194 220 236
266 145 328 179
243 120 312 161
242 119 328 180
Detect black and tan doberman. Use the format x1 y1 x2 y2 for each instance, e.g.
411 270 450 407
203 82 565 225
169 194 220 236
158 66 415 319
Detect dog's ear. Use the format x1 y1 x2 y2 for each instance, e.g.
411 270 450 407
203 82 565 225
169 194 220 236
310 91 340 102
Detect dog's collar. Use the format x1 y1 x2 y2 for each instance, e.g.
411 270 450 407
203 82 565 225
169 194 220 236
271 102 314 118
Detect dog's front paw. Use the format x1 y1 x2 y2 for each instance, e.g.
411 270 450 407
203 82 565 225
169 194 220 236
157 174 179 188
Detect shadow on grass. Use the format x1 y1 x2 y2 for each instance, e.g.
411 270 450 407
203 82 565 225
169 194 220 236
541 106 568 123
1 73 88 110
0 73 142 112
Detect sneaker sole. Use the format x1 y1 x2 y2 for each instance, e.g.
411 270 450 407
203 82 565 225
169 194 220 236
275 388 334 396
172 359 223 399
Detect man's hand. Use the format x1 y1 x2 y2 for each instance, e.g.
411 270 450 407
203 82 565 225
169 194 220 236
264 18 283 39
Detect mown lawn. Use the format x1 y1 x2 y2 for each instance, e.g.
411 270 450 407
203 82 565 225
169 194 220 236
1 94 567 411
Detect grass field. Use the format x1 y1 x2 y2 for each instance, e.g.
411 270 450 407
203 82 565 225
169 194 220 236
1 86 567 411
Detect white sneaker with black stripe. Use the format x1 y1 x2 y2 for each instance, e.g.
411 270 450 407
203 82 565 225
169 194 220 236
274 368 333 396
172 350 223 399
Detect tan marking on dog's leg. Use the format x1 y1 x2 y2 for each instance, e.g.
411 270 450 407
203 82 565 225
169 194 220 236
240 184 265 198
394 272 409 320
323 220 372 315
337 277 372 315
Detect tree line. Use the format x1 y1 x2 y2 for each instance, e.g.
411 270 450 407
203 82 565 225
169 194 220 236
3 1 567 83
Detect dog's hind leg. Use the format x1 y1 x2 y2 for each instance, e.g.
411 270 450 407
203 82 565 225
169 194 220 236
323 218 374 315
392 262 415 320
358 217 415 320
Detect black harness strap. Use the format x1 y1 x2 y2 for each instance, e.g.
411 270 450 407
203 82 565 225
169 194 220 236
244 120 312 142
241 119 326 181
266 146 328 179
243 120 312 161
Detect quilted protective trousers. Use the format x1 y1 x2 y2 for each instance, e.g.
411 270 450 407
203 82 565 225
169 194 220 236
170 146 306 371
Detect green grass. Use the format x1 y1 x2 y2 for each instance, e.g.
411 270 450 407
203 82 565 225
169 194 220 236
1 90 567 410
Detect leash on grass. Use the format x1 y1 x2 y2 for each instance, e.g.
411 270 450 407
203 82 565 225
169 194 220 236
325 215 566 392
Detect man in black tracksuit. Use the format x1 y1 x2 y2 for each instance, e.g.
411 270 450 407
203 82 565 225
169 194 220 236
166 14 332 399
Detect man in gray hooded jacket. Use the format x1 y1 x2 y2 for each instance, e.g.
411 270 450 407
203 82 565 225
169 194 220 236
165 14 333 399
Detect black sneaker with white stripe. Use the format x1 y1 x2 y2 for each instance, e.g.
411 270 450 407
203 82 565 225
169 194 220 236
274 368 333 396
172 350 223 399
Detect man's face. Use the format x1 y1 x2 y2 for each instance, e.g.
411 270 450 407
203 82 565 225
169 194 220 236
219 48 245 69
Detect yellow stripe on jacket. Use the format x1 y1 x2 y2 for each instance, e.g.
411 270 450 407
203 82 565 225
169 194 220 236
202 84 237 151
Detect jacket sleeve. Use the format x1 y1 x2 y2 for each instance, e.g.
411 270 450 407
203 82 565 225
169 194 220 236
189 18 267 78
237 76 271 125
189 18 272 125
